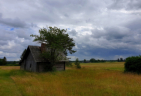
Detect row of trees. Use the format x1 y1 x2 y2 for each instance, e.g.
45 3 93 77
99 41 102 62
0 57 7 65
117 58 125 62
82 58 125 63
83 58 106 63
89 58 105 63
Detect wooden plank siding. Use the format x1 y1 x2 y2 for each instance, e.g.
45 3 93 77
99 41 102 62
54 62 65 71
25 52 37 72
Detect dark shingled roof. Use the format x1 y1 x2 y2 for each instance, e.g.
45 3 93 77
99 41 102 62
20 45 68 64
28 46 47 62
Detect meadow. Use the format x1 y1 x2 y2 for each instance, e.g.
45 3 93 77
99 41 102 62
0 62 141 96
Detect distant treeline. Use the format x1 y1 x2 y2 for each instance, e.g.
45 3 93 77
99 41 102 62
7 61 19 64
69 58 125 63
6 61 19 66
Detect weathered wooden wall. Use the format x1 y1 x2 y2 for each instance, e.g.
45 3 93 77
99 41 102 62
25 52 37 72
54 62 65 71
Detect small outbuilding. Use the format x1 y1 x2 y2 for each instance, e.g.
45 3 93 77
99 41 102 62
19 43 68 72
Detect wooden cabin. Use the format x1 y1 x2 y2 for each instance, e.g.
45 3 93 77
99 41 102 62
19 43 67 72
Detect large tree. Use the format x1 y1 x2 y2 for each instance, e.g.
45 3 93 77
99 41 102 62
30 26 76 71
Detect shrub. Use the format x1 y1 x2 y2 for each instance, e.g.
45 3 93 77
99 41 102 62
124 55 141 74
75 58 81 69
66 61 73 67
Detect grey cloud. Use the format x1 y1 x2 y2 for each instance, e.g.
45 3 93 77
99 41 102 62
68 29 78 36
0 41 8 46
104 27 130 40
15 28 32 40
91 26 130 40
0 30 14 41
125 18 141 31
0 13 27 28
0 13 38 28
108 0 141 10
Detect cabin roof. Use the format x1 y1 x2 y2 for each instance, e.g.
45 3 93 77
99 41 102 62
20 45 68 64
28 45 46 62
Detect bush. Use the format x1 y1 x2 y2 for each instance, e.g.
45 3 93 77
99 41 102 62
124 55 141 74
66 61 73 67
75 58 81 69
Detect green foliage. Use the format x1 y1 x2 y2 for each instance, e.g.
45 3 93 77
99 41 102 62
0 59 3 65
124 55 141 74
3 57 7 65
30 26 76 71
84 59 86 63
75 58 81 69
90 58 96 62
89 58 106 63
0 57 7 65
6 64 19 66
120 58 123 61
117 58 119 62
66 61 72 67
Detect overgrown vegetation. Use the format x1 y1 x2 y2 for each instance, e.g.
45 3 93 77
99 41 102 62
2 62 141 96
74 58 81 69
124 55 141 74
66 61 73 67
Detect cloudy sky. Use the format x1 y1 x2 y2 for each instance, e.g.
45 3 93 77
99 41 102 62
0 0 141 61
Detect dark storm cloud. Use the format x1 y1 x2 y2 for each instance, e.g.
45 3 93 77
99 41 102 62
91 26 130 41
108 0 141 10
69 41 141 60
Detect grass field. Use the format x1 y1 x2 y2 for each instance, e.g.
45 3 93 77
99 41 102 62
0 62 141 96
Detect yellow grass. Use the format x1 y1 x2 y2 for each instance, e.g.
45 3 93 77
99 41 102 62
1 62 141 96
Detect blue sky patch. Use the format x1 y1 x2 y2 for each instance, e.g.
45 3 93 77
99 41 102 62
67 28 71 30
10 28 14 31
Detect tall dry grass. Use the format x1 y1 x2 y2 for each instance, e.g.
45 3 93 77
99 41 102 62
1 62 141 96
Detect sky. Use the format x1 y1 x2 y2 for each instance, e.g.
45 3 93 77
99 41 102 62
0 0 141 61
